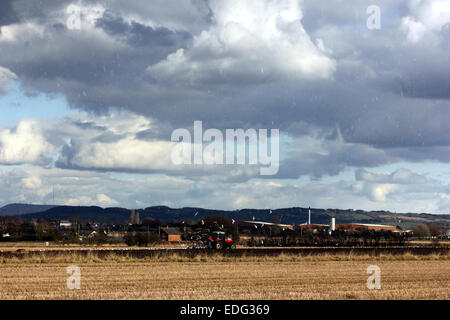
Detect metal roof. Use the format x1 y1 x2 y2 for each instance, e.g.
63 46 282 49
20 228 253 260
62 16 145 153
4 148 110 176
161 227 182 235
241 221 293 227
339 223 395 228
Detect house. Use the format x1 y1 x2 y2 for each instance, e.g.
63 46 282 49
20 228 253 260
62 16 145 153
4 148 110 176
160 227 182 242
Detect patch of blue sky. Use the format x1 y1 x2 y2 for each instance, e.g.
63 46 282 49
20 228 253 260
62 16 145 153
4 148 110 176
0 83 77 126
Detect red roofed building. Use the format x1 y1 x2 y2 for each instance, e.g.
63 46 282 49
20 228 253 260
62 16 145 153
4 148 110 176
336 223 396 232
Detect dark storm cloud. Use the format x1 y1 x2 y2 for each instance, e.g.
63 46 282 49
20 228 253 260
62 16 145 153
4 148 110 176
71 120 108 132
1 18 189 84
397 66 450 100
103 0 212 33
275 137 393 179
6 0 73 24
0 3 193 117
0 0 20 26
95 10 192 47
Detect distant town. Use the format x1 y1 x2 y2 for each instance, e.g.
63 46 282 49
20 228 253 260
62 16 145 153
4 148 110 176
1 205 449 247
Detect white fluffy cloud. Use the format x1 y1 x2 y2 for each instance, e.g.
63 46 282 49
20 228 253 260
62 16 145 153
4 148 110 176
353 181 398 202
352 168 448 210
0 166 122 207
401 0 450 43
53 113 177 171
148 0 336 84
0 112 263 180
66 193 118 206
62 136 178 171
1 165 449 213
53 113 175 171
0 120 54 165
0 23 44 43
22 175 42 189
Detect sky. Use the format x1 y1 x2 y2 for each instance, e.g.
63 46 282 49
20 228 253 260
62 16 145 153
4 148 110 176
0 0 449 213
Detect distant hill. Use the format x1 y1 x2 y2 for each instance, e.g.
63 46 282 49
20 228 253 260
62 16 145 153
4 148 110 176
0 203 57 216
5 204 449 229
18 206 131 223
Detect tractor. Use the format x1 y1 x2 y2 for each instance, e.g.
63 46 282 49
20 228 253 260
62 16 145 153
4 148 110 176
206 231 236 250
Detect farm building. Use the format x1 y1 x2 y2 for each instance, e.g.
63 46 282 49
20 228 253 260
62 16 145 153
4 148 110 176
237 217 400 234
238 221 294 230
295 223 331 233
160 227 182 242
296 223 330 230
335 223 396 232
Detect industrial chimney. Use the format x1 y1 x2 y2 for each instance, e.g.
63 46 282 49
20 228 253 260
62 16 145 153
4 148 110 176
308 207 311 225
331 217 335 231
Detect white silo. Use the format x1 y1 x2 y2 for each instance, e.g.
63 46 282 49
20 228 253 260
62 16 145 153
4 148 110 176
331 217 336 231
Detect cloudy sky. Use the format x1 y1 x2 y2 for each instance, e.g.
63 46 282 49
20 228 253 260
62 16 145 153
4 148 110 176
0 0 449 213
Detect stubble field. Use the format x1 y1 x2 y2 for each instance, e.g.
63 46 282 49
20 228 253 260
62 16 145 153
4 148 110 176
0 253 449 300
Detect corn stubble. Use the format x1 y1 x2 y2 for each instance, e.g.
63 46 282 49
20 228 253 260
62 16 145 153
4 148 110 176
0 253 448 300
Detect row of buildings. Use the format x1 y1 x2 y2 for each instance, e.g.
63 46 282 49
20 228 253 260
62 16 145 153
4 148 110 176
58 217 403 239
238 220 401 233
238 207 404 233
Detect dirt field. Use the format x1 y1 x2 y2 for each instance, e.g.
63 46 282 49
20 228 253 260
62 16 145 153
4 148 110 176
0 255 448 299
